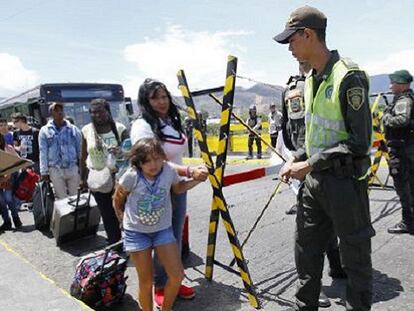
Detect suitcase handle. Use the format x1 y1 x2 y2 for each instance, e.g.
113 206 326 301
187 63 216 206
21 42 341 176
67 189 91 210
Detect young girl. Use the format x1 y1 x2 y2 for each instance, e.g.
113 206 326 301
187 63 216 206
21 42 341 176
113 137 203 311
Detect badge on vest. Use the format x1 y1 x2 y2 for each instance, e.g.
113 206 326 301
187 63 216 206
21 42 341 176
347 87 365 111
325 85 333 99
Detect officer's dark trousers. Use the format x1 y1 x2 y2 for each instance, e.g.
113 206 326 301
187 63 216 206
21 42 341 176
270 133 278 148
295 172 374 311
248 135 262 157
388 146 414 226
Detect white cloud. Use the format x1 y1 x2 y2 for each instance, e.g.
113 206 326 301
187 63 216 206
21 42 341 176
363 50 414 76
123 24 255 97
0 53 39 97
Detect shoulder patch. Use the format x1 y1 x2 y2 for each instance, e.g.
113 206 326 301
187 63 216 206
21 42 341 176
347 87 365 111
394 100 409 115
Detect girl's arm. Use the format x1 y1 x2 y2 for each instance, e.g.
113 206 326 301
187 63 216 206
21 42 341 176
171 163 209 181
171 178 202 194
112 183 130 223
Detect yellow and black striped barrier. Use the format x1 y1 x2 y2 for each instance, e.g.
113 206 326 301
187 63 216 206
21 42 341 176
177 55 260 309
369 93 391 189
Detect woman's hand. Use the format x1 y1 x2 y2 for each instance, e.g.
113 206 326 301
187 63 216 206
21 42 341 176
190 165 209 181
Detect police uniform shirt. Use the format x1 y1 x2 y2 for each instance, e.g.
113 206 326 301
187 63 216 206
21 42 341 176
294 50 372 171
383 89 414 129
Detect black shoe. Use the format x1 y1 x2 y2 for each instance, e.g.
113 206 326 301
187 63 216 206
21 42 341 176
387 222 412 234
245 155 253 160
257 154 262 159
0 221 12 231
319 291 331 308
12 216 23 229
285 204 297 215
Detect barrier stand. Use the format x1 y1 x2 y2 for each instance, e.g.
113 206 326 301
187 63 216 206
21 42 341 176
177 55 261 309
369 93 393 189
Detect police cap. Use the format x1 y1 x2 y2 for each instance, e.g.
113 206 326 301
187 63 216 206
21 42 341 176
273 6 327 44
389 69 413 84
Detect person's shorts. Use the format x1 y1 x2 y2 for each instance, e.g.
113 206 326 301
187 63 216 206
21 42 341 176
123 227 176 252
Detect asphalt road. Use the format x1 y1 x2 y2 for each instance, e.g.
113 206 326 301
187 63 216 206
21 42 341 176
0 163 413 311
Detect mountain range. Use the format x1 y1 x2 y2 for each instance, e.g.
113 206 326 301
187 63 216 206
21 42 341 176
173 74 391 118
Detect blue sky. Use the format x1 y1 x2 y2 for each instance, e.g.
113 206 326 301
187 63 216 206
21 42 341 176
1 0 413 98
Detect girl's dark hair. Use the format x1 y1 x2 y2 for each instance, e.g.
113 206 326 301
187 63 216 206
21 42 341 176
137 79 183 140
129 137 166 168
90 98 120 147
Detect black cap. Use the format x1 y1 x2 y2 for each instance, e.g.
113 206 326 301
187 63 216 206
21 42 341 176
389 69 413 84
274 6 327 44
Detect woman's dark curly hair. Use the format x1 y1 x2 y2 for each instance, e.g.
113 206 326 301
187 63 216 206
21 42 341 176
129 137 166 169
137 79 183 140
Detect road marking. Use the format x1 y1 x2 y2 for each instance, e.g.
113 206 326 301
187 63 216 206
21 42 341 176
0 239 94 311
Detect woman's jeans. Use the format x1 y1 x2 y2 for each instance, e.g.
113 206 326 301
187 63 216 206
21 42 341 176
154 192 187 288
0 189 18 223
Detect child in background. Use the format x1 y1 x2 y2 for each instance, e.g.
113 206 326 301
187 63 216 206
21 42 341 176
113 137 204 311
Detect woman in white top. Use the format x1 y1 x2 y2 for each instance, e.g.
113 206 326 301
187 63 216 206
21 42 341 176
130 79 207 307
80 98 129 244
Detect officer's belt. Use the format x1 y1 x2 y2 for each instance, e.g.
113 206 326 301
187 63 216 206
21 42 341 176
318 155 370 179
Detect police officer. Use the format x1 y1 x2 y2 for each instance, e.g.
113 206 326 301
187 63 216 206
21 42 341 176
282 63 308 215
383 69 414 234
246 105 262 159
282 62 346 308
281 64 307 153
268 103 282 148
275 6 374 311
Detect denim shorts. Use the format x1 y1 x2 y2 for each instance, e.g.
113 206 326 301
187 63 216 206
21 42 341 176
123 227 176 252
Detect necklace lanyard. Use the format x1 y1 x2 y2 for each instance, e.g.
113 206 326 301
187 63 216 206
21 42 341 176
138 168 163 195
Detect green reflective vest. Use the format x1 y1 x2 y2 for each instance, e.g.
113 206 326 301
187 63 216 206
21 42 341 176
304 58 362 157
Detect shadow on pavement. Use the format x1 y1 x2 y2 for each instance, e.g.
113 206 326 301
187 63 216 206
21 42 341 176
59 234 108 257
371 198 400 225
183 251 204 269
372 268 403 303
254 266 297 308
102 294 140 311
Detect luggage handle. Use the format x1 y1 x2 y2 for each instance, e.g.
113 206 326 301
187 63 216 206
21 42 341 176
69 188 91 210
99 240 124 272
69 188 92 232
75 240 123 272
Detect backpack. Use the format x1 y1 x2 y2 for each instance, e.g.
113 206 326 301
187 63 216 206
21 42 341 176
70 242 128 308
14 169 40 201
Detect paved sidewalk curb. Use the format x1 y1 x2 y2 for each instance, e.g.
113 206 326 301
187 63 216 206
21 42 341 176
0 239 93 311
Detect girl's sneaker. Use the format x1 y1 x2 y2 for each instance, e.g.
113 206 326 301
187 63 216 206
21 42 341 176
154 288 164 309
178 284 195 299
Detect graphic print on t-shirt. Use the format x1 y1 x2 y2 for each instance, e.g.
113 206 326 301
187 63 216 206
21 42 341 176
136 187 166 226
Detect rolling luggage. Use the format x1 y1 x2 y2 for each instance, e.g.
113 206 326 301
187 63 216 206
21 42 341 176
32 181 55 231
70 241 128 308
50 190 101 246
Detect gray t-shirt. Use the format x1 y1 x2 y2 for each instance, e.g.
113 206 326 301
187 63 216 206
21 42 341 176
119 162 180 233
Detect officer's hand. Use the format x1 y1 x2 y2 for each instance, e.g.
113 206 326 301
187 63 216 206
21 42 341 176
41 175 50 182
279 160 293 183
289 161 313 181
